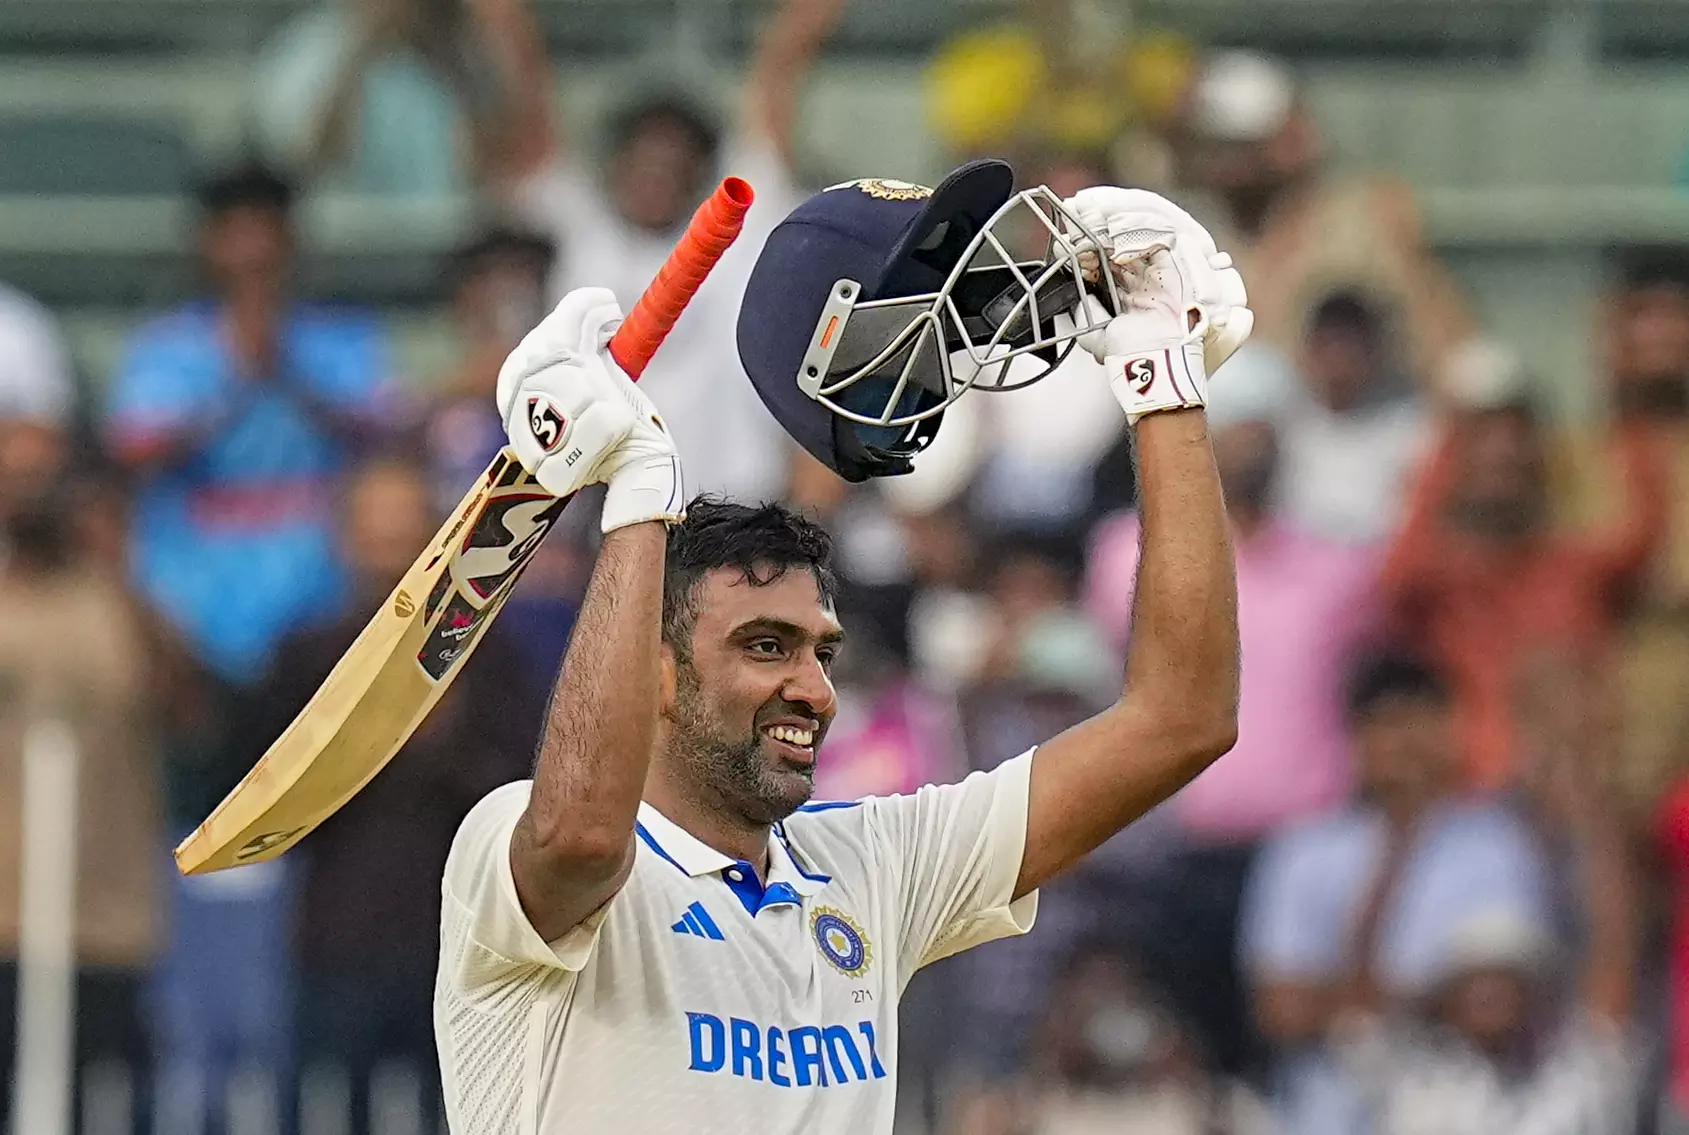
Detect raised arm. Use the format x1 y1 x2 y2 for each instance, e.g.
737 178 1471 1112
490 287 688 941
512 524 667 940
741 0 847 165
463 0 559 187
1015 189 1245 897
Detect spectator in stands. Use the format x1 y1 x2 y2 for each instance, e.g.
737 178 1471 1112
1275 291 1432 546
247 455 541 1135
505 0 849 501
0 419 161 1135
0 279 78 429
423 223 555 507
106 163 397 1133
255 0 554 196
1172 50 1476 387
106 162 399 740
1333 906 1638 1135
1241 650 1553 1134
1084 357 1377 1074
1550 253 1689 819
953 943 1273 1135
810 629 965 802
1382 375 1663 789
1327 659 1640 1135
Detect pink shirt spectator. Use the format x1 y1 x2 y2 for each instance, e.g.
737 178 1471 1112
1086 514 1379 841
813 679 966 801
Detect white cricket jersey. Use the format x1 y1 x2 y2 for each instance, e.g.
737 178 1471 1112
435 751 1039 1134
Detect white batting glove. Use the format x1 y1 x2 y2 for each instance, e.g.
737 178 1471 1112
1062 187 1253 380
494 287 685 532
1078 248 1212 424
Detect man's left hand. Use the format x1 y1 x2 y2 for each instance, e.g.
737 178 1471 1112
1065 186 1253 378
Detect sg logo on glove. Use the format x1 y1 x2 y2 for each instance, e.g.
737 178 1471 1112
527 396 568 454
1126 357 1158 395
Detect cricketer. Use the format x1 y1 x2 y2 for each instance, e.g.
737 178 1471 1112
434 162 1251 1133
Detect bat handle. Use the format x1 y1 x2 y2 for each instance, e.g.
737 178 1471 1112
608 177 756 380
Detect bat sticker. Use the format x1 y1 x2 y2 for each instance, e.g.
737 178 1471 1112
453 490 568 601
417 593 488 680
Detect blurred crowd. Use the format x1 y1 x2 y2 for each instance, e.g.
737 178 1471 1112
3 1 1689 1134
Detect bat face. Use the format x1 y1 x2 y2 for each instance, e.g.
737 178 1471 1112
173 448 563 875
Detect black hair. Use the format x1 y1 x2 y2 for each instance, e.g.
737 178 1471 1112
1614 245 1689 293
1346 647 1450 720
663 496 837 662
605 93 720 164
194 162 296 220
448 224 558 290
1307 288 1386 346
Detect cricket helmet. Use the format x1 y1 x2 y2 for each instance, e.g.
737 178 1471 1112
737 159 1122 482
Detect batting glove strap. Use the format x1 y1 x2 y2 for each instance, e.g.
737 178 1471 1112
1106 339 1208 425
596 381 687 534
601 453 687 533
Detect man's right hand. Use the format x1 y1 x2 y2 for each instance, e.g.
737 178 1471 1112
495 287 685 531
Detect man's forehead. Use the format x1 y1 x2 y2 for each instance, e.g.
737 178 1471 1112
695 565 839 635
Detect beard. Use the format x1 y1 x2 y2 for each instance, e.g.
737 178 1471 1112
667 664 816 826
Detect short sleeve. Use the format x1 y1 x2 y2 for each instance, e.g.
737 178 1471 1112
104 321 220 457
863 750 1038 979
295 314 400 416
440 782 611 982
1240 827 1345 981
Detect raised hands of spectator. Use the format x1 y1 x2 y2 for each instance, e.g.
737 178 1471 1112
745 0 850 163
455 0 554 185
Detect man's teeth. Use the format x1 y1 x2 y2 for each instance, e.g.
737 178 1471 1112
767 725 814 747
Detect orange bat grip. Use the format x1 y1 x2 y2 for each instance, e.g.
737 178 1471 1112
607 177 756 379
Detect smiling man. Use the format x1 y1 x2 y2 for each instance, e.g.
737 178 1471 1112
435 168 1249 1134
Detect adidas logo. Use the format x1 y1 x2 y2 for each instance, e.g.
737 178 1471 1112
670 901 724 941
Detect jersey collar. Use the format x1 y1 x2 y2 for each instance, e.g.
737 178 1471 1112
635 804 832 908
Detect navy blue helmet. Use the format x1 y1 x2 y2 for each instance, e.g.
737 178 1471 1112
736 159 1121 482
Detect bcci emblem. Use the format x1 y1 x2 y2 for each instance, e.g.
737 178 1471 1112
826 178 934 202
811 906 872 977
527 396 567 454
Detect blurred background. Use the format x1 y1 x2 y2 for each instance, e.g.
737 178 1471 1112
4 0 1689 1132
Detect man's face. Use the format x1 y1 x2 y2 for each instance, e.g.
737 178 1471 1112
1301 323 1378 412
202 205 293 302
1610 284 1689 413
610 118 708 234
1448 409 1545 539
662 565 843 825
1438 967 1533 1056
1353 693 1456 812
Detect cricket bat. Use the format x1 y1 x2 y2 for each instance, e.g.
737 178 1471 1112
174 177 757 875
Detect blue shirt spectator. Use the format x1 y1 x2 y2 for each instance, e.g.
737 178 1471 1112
105 165 398 685
1243 800 1551 996
1238 650 1554 1135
